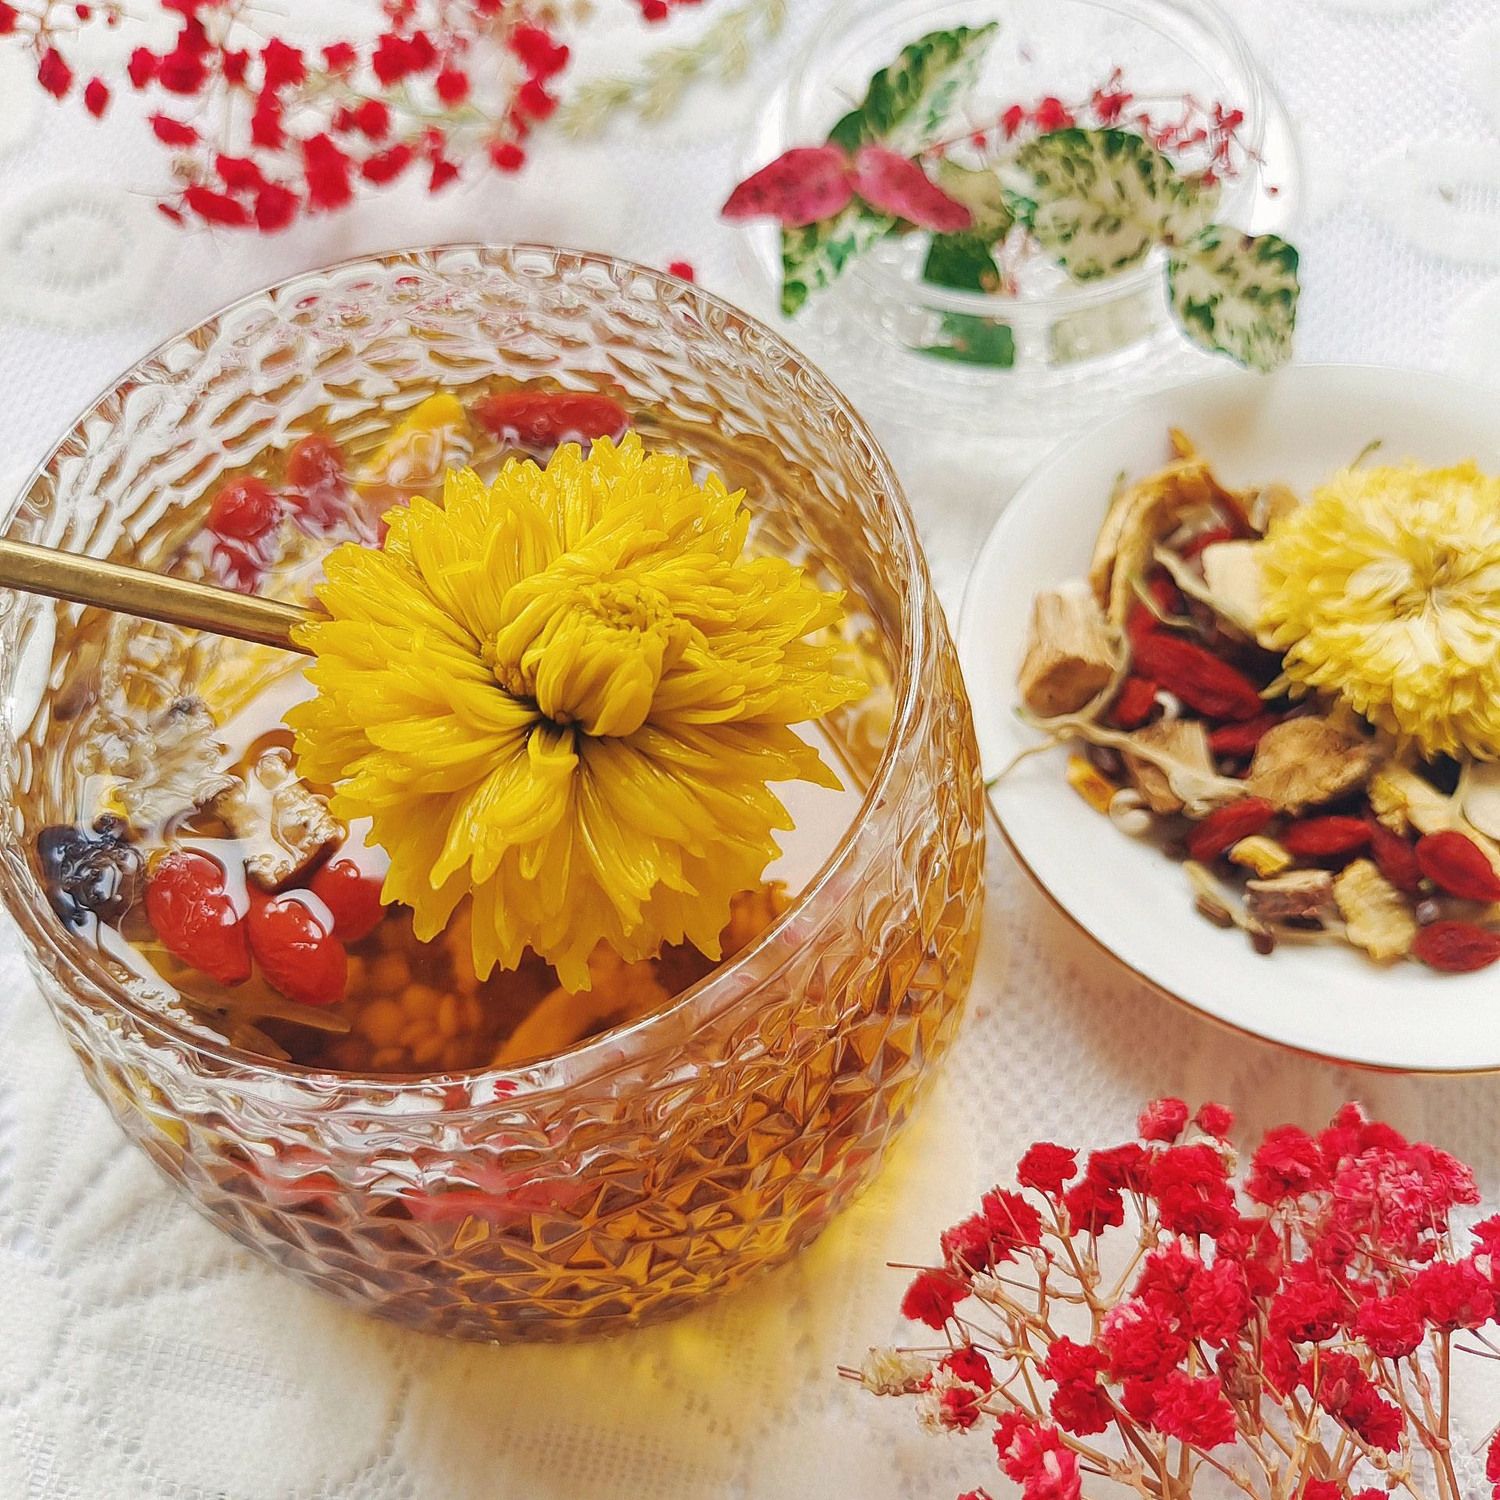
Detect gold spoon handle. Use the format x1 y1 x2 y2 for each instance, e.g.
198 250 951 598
0 536 315 654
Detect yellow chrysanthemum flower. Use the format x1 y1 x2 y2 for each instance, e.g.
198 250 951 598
1259 461 1500 760
288 432 864 989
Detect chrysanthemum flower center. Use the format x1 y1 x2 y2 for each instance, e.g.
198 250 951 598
489 564 680 737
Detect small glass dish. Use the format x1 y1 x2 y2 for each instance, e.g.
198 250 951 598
0 246 987 1341
737 0 1301 439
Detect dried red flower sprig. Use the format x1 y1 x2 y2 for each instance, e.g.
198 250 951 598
851 1101 1500 1500
632 0 701 20
0 0 653 229
726 66 1259 242
949 67 1259 190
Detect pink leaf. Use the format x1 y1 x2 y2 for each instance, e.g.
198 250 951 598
851 146 973 233
722 146 855 228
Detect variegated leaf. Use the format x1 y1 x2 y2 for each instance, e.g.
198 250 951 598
781 204 896 316
1166 227 1300 371
922 162 1013 292
1005 128 1218 282
781 24 998 314
826 24 999 155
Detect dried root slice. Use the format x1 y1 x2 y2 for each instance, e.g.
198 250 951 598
1185 860 1274 953
1245 717 1381 814
1019 582 1121 717
1089 456 1246 629
1334 859 1417 963
1229 835 1293 879
1245 870 1336 926
1462 761 1500 842
1009 709 1244 817
1199 541 1268 641
209 748 341 890
102 696 232 831
1124 719 1216 817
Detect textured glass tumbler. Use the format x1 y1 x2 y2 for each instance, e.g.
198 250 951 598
0 246 986 1341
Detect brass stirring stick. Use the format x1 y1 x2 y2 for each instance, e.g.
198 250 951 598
0 536 315 654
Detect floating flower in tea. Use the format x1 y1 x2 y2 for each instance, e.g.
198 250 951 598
290 432 864 989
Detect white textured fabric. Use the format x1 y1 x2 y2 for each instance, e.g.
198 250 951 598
2 2 1500 1496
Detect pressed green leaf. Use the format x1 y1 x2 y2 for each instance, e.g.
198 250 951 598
1166 226 1300 372
922 232 1001 293
1004 127 1218 282
826 24 999 155
780 24 998 314
920 312 1016 367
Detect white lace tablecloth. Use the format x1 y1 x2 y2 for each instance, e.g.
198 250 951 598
4 2 1500 1495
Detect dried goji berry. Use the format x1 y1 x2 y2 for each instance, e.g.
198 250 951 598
1110 676 1158 730
283 433 350 534
1180 526 1237 559
1415 831 1500 903
1411 921 1500 974
1126 600 1158 651
1281 817 1370 860
1132 633 1264 722
1368 820 1422 894
472 391 629 450
308 857 386 943
248 889 347 1006
1186 797 1277 863
1208 714 1282 757
207 476 280 541
146 849 252 985
1147 572 1183 618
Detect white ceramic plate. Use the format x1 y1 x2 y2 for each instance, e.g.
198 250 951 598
957 364 1500 1074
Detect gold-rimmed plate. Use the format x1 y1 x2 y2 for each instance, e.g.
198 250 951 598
957 364 1500 1073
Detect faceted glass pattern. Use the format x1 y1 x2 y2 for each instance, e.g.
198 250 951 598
0 246 986 1340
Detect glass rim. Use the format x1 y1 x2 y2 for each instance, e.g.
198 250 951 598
0 242 933 1108
784 0 1274 318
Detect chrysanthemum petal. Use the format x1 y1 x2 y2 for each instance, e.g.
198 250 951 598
292 430 866 986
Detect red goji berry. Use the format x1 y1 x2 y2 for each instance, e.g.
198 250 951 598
283 433 350 533
1126 600 1158 651
308 858 386 943
248 890 347 1007
1416 831 1500 903
1186 797 1276 863
1132 633 1264 722
1147 572 1183 618
472 391 629 451
1368 820 1422 895
145 850 252 985
1109 676 1158 730
1208 714 1282 757
1412 921 1500 974
1281 817 1370 861
207 476 280 541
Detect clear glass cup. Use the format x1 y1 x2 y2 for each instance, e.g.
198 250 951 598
0 245 987 1341
737 0 1301 439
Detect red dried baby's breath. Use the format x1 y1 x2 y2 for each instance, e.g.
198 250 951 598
1 0 661 230
858 1101 1494 1500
